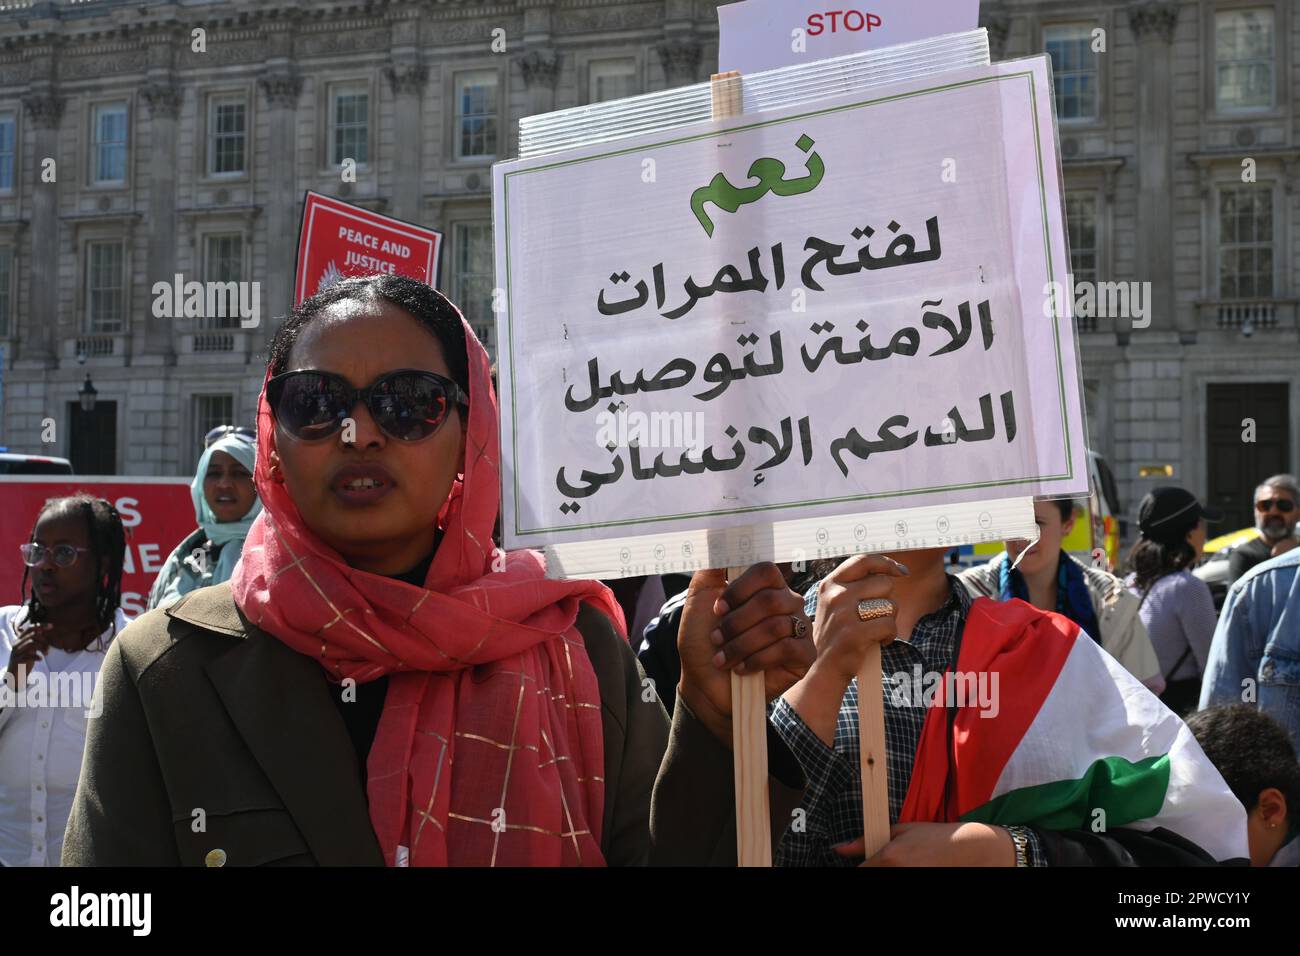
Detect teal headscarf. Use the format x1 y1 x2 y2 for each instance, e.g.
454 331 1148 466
192 434 261 551
147 435 261 610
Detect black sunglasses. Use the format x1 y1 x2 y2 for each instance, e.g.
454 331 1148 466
1255 498 1296 514
267 368 468 443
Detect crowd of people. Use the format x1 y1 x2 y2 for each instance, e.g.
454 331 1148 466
1 275 1296 867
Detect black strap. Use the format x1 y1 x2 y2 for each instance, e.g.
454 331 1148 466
1164 645 1194 683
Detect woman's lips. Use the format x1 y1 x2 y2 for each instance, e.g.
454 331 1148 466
330 463 397 506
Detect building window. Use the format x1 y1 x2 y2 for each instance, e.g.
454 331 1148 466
91 103 128 184
330 85 369 166
85 241 125 333
454 71 498 160
0 111 15 191
589 59 637 103
1044 24 1099 121
202 234 244 329
1065 192 1098 286
0 247 11 338
1216 8 1275 112
1219 186 1273 300
192 394 234 464
453 221 494 348
207 95 246 175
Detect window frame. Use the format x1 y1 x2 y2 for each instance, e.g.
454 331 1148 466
0 108 17 195
1064 189 1101 288
189 393 236 467
1042 22 1103 124
451 69 501 164
88 100 130 188
586 57 639 105
1214 181 1277 301
450 218 495 350
326 80 372 170
1213 6 1277 114
204 90 250 179
199 232 247 330
0 245 13 339
83 239 127 334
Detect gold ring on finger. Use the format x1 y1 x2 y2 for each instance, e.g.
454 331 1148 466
857 598 895 622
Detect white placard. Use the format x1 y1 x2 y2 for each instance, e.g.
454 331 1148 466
718 0 982 75
492 57 1088 566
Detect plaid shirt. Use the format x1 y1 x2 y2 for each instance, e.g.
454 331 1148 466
769 575 1045 867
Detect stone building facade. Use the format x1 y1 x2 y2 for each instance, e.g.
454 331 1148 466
987 0 1299 531
0 0 1296 535
0 0 719 475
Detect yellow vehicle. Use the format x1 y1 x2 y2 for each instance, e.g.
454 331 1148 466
953 450 1122 571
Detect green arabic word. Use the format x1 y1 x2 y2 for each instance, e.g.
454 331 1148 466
689 134 825 238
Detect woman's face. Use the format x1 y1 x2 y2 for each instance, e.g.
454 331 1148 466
269 298 466 575
1006 501 1074 576
203 450 257 523
28 511 98 613
1186 518 1206 560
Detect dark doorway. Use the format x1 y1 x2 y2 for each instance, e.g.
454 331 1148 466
1206 383 1291 531
68 400 117 475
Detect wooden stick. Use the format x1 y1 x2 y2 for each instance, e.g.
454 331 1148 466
710 72 769 867
727 565 771 867
858 643 891 858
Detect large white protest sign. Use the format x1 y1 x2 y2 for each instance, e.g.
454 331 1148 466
492 57 1087 574
718 0 982 75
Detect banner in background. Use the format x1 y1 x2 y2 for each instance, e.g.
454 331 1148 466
294 191 443 306
0 478 194 617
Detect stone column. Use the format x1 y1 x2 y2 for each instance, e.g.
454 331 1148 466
257 69 302 325
384 64 428 224
980 3 1012 60
20 90 63 364
655 38 702 90
1127 1 1181 341
518 49 560 121
140 80 183 361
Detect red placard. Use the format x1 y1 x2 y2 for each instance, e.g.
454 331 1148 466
0 478 195 619
294 191 443 306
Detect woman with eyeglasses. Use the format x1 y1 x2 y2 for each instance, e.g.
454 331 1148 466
0 494 126 866
146 425 261 610
63 275 670 866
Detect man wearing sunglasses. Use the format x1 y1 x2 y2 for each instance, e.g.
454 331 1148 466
1203 474 1300 747
1227 474 1300 587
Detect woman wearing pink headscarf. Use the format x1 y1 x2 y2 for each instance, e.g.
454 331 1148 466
63 276 670 866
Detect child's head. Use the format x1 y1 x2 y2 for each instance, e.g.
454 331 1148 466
1186 704 1300 866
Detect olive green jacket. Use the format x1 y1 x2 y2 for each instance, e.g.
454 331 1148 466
62 582 671 866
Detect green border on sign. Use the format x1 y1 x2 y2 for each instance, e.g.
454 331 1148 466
502 69 1075 538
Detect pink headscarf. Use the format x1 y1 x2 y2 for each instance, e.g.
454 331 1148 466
231 291 624 866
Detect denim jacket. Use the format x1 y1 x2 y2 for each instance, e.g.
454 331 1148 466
1200 547 1300 742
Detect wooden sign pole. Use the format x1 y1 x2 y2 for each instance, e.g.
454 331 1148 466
709 69 886 865
859 643 891 858
711 69 770 868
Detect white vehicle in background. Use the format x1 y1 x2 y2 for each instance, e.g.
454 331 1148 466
0 451 74 475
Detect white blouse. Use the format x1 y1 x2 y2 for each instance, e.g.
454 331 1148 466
0 604 126 867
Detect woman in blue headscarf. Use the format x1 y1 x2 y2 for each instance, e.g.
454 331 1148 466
147 429 261 610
